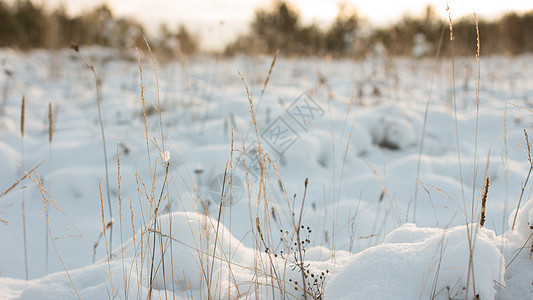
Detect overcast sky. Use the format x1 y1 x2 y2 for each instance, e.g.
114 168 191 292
39 0 533 50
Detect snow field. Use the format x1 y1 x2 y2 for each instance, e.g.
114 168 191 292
0 47 532 298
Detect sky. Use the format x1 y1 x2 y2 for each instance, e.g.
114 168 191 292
37 0 533 50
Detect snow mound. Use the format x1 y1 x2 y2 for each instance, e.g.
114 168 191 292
508 197 533 242
325 223 504 299
366 105 420 150
135 211 253 293
18 258 150 300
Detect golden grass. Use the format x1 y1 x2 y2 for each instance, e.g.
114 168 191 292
479 177 489 227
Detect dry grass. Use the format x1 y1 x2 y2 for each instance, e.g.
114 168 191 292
479 177 489 227
20 94 28 281
45 101 54 275
35 172 81 299
1 14 532 299
73 45 114 256
511 129 532 230
0 163 42 200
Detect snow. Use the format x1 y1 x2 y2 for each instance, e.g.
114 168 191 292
0 47 532 299
325 224 504 299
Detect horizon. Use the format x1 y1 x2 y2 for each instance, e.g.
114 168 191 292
25 0 533 50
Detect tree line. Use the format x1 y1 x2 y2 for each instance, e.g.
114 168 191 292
1 0 532 58
226 2 533 57
0 0 198 56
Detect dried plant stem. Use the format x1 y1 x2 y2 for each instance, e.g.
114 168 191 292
511 130 532 230
99 178 115 297
36 173 81 299
413 23 446 223
506 232 533 269
1 163 42 200
144 37 165 153
148 161 170 300
20 95 29 280
136 49 153 183
74 47 114 257
45 101 53 275
116 143 127 299
479 177 489 227
444 5 475 297
259 49 279 107
291 178 309 300
48 101 54 143
471 12 481 225
21 95 25 136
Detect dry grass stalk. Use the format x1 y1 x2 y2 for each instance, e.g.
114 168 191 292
506 232 533 269
480 177 489 227
471 11 482 224
474 13 480 62
0 163 42 199
525 130 531 162
21 95 25 137
239 72 258 135
207 165 228 298
143 36 165 153
446 5 476 296
294 178 309 300
512 129 532 230
261 49 279 98
46 101 53 275
333 115 358 255
0 163 42 226
412 23 446 223
129 194 136 246
35 172 81 299
99 178 116 294
136 48 153 181
446 3 454 42
116 143 128 299
148 161 170 299
73 45 114 256
19 165 113 286
48 102 53 142
239 70 287 296
20 94 29 280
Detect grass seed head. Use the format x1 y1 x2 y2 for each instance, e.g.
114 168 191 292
20 95 25 137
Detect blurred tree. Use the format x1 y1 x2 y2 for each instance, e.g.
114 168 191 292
176 25 198 55
0 1 18 47
13 0 46 48
295 23 324 55
156 23 198 58
84 4 114 46
325 3 359 55
252 1 300 53
500 13 523 54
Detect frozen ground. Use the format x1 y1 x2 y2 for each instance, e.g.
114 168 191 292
0 47 532 299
